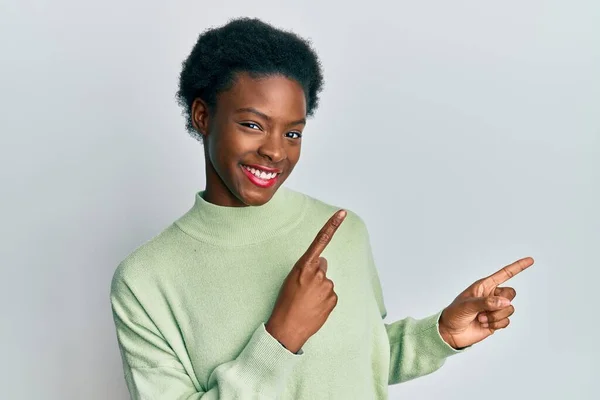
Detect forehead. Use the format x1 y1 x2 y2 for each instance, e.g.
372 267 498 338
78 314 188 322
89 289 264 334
217 72 307 118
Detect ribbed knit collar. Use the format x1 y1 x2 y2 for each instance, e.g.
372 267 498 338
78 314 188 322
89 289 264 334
174 186 309 247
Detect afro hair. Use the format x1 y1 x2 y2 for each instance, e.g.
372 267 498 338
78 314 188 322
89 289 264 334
176 17 325 142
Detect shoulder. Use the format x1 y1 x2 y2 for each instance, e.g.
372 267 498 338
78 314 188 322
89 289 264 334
110 223 189 299
291 187 370 239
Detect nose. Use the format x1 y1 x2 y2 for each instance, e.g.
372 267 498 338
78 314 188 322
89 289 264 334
257 133 286 163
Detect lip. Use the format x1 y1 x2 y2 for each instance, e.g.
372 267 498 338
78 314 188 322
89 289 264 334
240 165 280 188
242 163 282 173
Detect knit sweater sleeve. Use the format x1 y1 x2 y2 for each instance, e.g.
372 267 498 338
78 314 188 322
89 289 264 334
356 215 469 386
110 270 302 399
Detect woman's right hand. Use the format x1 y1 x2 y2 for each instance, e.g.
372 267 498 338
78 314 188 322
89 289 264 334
265 210 347 354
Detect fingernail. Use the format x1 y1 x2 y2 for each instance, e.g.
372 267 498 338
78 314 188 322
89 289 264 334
499 298 511 307
338 210 347 219
478 314 488 323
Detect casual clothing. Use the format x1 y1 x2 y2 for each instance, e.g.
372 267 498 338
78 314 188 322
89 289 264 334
110 186 464 399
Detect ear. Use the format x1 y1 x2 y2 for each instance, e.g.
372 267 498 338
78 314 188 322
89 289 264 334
191 98 210 139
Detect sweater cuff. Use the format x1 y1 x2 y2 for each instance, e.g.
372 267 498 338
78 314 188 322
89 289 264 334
233 323 304 394
413 310 470 359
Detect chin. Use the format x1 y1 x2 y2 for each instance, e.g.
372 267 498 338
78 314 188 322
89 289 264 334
238 185 279 206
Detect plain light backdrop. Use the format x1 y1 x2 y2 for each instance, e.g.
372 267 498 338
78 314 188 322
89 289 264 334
1 1 598 399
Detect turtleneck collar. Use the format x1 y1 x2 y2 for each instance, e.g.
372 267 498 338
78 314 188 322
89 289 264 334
174 185 309 247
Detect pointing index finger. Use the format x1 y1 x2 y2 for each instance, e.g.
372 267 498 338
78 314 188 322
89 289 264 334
485 257 534 287
303 210 347 263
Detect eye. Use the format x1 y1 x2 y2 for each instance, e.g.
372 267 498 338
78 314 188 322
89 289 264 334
286 131 302 139
240 122 262 131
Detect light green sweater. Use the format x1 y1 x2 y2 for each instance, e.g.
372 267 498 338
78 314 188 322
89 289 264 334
110 186 464 399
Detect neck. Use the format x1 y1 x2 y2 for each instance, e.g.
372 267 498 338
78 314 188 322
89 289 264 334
202 185 247 208
175 185 309 247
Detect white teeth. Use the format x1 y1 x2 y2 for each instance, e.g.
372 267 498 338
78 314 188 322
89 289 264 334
244 165 277 180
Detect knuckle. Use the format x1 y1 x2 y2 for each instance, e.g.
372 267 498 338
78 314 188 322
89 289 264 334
297 269 310 284
324 278 334 291
475 283 486 297
297 262 311 275
330 293 338 307
315 269 326 281
317 232 331 245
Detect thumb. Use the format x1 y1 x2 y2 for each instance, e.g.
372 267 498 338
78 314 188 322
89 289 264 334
462 296 511 314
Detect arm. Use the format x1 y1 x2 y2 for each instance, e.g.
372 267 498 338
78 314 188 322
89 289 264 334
359 220 468 385
110 271 302 399
382 311 464 385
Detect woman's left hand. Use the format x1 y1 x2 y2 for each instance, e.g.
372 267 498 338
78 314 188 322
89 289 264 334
438 257 534 349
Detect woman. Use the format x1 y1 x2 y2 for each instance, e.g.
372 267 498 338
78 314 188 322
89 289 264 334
110 17 534 399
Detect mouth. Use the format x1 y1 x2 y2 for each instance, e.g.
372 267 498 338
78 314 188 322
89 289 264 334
240 164 281 188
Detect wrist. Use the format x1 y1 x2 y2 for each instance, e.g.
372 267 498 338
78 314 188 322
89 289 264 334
438 325 457 349
265 321 303 354
438 311 459 350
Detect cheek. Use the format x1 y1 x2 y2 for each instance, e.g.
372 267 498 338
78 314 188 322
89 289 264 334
207 132 235 179
207 137 223 171
287 143 301 166
213 131 250 174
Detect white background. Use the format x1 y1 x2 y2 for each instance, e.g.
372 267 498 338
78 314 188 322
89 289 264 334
1 1 598 399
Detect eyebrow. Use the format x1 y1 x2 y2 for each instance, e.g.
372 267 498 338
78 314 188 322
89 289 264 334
235 107 306 126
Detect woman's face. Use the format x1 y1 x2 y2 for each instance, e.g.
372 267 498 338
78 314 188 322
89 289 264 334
192 72 307 207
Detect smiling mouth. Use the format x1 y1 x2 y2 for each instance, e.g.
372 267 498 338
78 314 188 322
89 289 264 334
241 164 281 188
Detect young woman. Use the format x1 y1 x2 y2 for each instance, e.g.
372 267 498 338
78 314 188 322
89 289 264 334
110 17 534 399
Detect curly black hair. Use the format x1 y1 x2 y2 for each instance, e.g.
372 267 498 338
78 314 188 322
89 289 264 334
176 17 325 142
